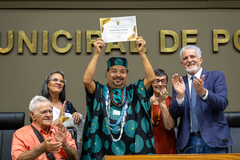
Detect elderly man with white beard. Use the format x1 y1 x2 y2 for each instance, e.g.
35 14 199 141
169 45 232 154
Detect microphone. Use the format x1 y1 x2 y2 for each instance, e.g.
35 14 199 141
183 138 229 154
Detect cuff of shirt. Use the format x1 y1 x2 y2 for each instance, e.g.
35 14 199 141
201 89 208 100
176 96 184 106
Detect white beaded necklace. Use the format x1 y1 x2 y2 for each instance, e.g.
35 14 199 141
105 86 128 142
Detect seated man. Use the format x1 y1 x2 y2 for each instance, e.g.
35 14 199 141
11 95 78 160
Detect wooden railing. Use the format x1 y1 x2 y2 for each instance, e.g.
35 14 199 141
105 153 240 160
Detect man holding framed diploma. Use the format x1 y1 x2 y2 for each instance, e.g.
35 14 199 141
81 20 156 158
100 16 137 43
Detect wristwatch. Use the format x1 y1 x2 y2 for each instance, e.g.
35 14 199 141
200 91 206 99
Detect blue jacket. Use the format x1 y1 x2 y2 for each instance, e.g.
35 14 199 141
169 69 233 150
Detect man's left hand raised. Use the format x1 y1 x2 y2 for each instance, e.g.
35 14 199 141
53 123 68 148
193 75 206 96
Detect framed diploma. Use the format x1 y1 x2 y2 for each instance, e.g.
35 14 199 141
100 16 138 43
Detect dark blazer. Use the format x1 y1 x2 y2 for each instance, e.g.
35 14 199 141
169 68 233 150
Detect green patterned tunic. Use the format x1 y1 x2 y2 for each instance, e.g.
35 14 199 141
81 79 156 160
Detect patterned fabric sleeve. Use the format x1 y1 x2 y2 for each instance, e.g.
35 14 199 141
65 101 77 114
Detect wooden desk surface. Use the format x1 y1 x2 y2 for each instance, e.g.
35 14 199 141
105 153 240 160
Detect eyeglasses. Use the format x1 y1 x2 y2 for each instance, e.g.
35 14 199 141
49 78 66 84
154 79 167 84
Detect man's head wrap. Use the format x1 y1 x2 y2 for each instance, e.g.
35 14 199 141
107 57 128 70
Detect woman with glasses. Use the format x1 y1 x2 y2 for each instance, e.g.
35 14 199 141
149 69 177 154
40 70 82 126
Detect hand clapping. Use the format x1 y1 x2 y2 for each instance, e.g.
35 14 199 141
172 74 186 99
52 123 68 149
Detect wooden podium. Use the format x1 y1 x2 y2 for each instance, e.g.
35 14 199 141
105 153 240 160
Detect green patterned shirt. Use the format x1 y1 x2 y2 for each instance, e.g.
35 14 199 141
81 79 156 160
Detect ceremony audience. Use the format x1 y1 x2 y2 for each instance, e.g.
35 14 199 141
40 70 82 126
11 95 78 160
169 45 232 153
150 69 177 154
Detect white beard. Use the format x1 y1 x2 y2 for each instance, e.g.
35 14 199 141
185 62 200 74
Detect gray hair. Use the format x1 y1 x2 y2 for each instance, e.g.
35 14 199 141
179 45 202 62
40 70 66 102
29 95 52 113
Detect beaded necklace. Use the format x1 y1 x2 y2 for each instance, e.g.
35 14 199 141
109 87 127 107
105 86 128 142
151 104 161 126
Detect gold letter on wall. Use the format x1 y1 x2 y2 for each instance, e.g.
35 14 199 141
43 30 48 54
182 30 197 47
76 30 81 54
86 30 101 54
233 29 240 51
52 30 72 54
160 30 179 53
213 29 230 52
0 30 13 54
105 42 126 54
18 30 37 54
